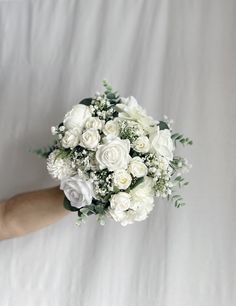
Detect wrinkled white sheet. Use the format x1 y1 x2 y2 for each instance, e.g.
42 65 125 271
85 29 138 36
0 1 236 305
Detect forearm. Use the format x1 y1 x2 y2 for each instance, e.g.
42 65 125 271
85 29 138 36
0 186 69 240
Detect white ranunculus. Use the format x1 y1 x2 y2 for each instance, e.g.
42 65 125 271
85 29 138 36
109 208 126 223
60 174 94 208
150 127 174 161
129 176 155 214
63 104 92 130
109 192 137 226
85 117 103 130
133 136 150 153
80 128 101 150
47 150 75 180
110 192 131 211
116 96 158 133
128 157 148 178
113 169 132 190
61 127 82 148
96 136 130 171
133 208 148 221
120 210 137 226
103 120 120 137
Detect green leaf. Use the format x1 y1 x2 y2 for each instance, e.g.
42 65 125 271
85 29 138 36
63 196 79 212
80 98 92 106
113 186 120 193
130 177 144 189
158 121 169 130
30 143 56 159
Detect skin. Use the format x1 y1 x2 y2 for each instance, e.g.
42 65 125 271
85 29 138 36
0 186 69 240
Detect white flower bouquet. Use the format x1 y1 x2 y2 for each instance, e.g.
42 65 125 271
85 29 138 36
36 81 192 226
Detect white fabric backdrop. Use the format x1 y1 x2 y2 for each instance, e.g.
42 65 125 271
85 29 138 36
0 1 235 305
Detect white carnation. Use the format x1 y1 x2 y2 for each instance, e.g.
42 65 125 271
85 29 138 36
63 104 92 130
113 169 132 190
61 127 81 149
128 157 148 178
80 128 101 150
60 174 94 208
47 150 75 180
133 136 150 153
129 176 155 221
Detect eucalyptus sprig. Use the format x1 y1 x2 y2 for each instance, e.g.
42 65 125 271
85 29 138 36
102 79 120 103
30 143 56 159
168 194 186 208
171 133 193 146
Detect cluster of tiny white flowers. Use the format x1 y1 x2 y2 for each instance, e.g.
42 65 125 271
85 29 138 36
90 170 113 199
143 153 173 198
89 93 116 121
119 120 145 142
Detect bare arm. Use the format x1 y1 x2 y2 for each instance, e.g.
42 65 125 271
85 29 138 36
0 186 69 240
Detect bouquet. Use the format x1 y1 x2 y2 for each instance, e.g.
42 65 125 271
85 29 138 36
37 81 192 226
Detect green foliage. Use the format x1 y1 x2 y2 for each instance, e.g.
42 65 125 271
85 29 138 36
102 79 120 103
171 133 193 146
30 143 56 159
158 121 169 130
75 201 108 226
63 196 79 212
168 194 186 208
130 177 144 190
54 149 72 160
174 175 189 188
80 98 93 106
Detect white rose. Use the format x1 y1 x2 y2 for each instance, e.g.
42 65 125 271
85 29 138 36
80 128 101 150
63 104 92 130
47 150 75 180
96 137 130 171
128 157 148 178
133 136 150 153
110 192 131 211
60 174 94 208
116 96 158 133
61 127 82 148
85 117 103 130
130 176 155 217
150 127 174 160
113 169 132 190
103 120 120 137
